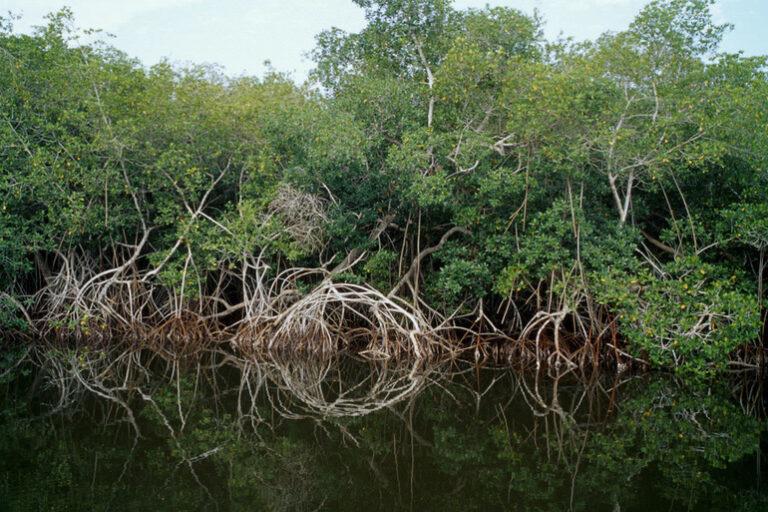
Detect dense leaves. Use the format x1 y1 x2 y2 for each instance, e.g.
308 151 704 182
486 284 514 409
0 1 766 372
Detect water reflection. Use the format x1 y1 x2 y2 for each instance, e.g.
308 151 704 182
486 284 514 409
1 350 767 511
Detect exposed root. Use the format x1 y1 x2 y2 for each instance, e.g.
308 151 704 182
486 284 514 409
12 242 730 372
236 280 439 359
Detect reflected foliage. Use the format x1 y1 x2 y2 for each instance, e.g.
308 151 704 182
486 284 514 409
1 354 767 511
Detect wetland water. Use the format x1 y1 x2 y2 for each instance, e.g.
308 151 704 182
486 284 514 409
1 353 767 511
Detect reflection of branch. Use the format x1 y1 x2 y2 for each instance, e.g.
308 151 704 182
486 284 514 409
0 348 31 386
250 355 430 420
104 436 139 511
70 356 142 436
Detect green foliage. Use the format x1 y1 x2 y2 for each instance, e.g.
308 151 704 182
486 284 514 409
723 202 768 253
0 295 28 332
1 0 766 370
363 250 398 290
594 257 759 375
430 257 490 310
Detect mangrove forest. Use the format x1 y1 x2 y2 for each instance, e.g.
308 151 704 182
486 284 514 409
1 0 767 372
1 0 768 509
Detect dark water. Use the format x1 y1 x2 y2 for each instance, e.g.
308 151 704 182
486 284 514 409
1 352 767 511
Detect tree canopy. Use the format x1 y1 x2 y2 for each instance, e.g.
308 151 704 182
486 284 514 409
1 1 766 373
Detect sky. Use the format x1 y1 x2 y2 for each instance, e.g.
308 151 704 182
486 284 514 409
3 0 766 81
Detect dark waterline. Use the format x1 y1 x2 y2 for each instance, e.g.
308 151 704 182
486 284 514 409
1 352 767 511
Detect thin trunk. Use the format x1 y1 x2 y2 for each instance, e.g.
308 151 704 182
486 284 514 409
608 171 634 225
412 35 434 130
759 248 766 341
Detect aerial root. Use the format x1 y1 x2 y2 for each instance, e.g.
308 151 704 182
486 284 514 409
20 251 645 370
235 281 441 359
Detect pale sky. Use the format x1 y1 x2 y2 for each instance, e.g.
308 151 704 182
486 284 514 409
3 0 766 81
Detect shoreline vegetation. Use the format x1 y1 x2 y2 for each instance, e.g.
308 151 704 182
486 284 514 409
1 0 767 376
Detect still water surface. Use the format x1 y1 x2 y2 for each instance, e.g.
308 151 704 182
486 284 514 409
1 354 767 511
